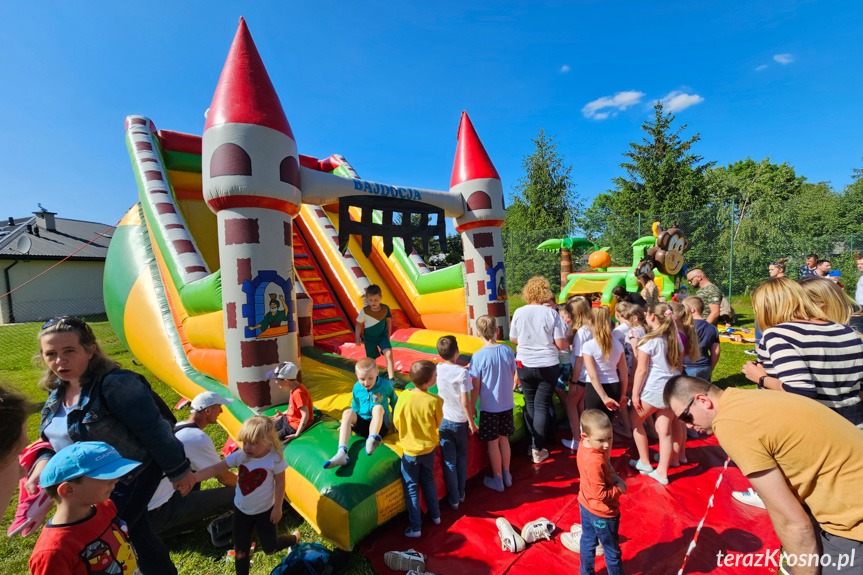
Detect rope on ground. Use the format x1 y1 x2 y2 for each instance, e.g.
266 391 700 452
0 221 119 300
677 456 731 575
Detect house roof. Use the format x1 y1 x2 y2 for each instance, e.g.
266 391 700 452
0 216 114 261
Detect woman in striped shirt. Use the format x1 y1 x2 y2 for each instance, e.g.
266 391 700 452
742 277 863 428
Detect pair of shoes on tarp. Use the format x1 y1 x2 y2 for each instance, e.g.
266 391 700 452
496 517 556 553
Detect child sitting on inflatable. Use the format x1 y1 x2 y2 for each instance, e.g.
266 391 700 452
324 358 398 469
266 362 314 443
355 284 396 381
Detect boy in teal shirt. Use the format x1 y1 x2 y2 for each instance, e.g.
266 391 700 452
324 358 398 469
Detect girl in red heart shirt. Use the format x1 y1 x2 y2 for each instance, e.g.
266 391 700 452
194 416 299 575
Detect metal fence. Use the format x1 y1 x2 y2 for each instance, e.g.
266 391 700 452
504 207 863 297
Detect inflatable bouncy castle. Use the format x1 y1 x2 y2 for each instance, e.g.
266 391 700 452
105 18 522 549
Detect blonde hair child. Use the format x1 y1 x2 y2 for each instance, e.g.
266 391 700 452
669 301 701 465
615 302 646 378
194 416 299 575
562 297 593 450
628 303 684 485
582 307 630 437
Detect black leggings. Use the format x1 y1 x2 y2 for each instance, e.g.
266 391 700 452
232 504 298 575
518 365 560 451
584 381 622 419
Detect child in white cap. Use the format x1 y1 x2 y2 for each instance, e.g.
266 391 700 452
265 362 314 442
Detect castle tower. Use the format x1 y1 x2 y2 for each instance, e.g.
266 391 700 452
202 18 300 411
451 112 510 340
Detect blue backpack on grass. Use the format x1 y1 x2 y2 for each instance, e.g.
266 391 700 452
270 542 333 575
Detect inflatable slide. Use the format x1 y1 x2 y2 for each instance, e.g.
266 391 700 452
104 18 525 550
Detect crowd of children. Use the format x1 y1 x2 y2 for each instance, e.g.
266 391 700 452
16 281 727 575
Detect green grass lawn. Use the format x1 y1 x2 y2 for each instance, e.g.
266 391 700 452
0 299 756 574
0 322 374 575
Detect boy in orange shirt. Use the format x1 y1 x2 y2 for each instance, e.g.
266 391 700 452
568 409 626 574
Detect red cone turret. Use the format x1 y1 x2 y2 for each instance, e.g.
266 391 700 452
204 17 294 139
450 111 500 188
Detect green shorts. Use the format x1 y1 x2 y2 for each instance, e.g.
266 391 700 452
364 336 392 359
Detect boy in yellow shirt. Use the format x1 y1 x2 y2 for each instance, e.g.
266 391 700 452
393 359 444 538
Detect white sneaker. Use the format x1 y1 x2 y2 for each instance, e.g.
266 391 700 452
732 488 766 509
532 448 550 464
521 517 555 543
496 517 525 553
561 437 579 450
562 524 603 555
384 549 426 571
629 459 653 473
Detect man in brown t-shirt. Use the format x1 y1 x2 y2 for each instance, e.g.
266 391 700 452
665 375 863 575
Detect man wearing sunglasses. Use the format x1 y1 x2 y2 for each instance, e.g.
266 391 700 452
664 375 863 575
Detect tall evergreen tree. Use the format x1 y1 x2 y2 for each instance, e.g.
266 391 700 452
505 129 581 233
504 129 581 291
609 101 714 216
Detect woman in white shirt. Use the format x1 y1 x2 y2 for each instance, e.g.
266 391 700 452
509 277 568 464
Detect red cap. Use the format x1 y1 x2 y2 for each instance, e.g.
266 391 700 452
450 111 499 188
205 17 294 140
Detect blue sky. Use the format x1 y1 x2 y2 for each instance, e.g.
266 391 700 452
2 1 861 233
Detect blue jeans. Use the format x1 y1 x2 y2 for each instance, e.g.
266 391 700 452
684 365 712 382
439 419 468 506
579 504 624 575
401 451 440 532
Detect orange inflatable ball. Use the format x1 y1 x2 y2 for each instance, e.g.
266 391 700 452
589 251 611 269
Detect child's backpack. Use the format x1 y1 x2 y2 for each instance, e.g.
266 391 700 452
270 542 333 575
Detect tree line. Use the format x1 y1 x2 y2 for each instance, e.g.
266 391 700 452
503 102 863 293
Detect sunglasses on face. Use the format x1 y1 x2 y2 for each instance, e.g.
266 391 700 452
678 396 696 423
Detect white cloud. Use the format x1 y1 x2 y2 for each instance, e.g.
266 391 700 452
774 53 794 64
560 64 571 73
581 91 645 120
755 64 768 72
659 90 705 113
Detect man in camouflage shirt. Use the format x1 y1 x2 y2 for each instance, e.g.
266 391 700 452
686 269 735 325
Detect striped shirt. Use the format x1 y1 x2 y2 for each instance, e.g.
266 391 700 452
756 321 863 428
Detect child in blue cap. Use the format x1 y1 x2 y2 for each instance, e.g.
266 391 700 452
29 442 142 575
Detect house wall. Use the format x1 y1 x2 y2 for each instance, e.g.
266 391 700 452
0 259 106 324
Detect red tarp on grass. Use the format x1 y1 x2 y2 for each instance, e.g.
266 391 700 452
360 434 779 574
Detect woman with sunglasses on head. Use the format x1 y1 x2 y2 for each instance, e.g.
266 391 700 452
742 278 863 429
767 258 787 278
27 317 194 574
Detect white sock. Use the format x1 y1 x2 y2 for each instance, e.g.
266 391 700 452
324 446 349 469
365 434 382 455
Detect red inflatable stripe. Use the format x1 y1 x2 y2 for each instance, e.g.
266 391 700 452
160 130 203 155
